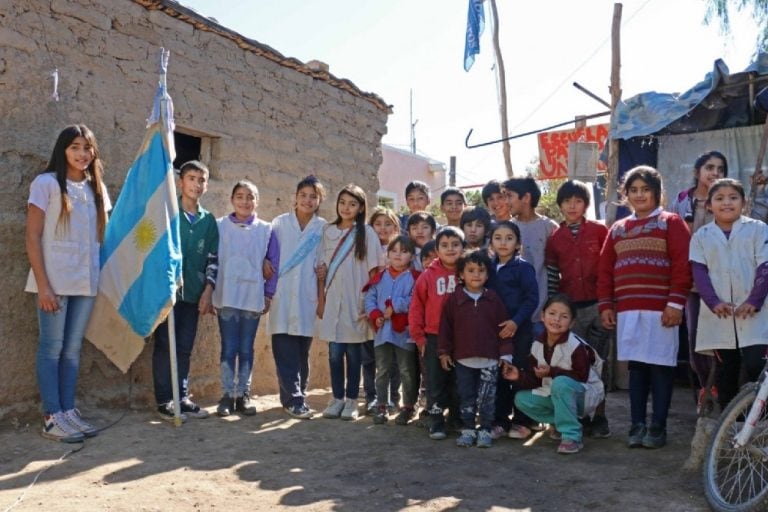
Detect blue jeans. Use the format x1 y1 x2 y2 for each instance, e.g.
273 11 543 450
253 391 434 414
455 363 498 430
36 295 95 414
272 334 312 408
628 361 675 428
152 301 200 405
217 307 261 396
328 342 362 400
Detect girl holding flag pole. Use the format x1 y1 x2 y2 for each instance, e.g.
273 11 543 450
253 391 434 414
317 184 383 421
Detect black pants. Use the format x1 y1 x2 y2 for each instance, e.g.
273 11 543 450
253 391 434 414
424 334 458 416
715 344 768 410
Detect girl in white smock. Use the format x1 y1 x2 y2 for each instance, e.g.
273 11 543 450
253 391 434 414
317 184 382 421
213 180 278 417
268 176 327 419
25 125 111 443
690 178 768 410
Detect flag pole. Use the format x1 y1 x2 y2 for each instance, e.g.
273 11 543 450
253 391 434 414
156 47 183 427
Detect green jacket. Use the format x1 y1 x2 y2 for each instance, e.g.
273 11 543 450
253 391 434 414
178 200 218 304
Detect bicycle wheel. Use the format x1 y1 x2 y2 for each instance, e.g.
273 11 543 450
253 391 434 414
703 384 768 512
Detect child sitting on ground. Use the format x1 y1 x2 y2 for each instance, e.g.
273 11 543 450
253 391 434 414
504 294 605 455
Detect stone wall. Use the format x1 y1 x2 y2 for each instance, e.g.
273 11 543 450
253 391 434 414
0 0 389 420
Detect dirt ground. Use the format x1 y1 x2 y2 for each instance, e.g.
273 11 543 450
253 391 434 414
0 387 709 512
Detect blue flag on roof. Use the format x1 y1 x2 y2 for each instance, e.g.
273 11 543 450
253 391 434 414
85 48 182 373
464 0 485 71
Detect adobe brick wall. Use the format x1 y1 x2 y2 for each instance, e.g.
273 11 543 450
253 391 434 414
0 0 388 420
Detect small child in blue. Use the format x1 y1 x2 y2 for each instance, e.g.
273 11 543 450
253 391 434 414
438 249 512 448
364 235 420 425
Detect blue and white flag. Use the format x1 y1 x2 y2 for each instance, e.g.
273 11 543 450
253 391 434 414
86 49 182 373
464 0 485 71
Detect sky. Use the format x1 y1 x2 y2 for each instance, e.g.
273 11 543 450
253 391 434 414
178 0 762 188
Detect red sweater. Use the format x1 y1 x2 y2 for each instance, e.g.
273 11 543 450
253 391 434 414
545 218 608 302
437 286 513 361
597 210 691 313
408 259 458 346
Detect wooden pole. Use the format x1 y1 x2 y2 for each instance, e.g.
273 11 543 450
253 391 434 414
449 156 457 186
489 0 513 177
606 3 622 225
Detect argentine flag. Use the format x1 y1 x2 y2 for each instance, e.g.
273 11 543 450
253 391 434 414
86 49 182 372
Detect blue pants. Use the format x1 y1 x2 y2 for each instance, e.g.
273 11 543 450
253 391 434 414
455 363 498 430
628 361 675 428
217 307 261 396
271 333 312 408
328 342 362 400
36 295 95 414
152 301 199 405
515 375 585 442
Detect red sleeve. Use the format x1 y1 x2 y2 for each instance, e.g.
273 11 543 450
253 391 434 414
665 213 692 307
437 293 455 357
597 223 618 313
409 271 429 346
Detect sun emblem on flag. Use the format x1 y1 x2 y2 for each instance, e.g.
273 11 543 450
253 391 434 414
134 218 157 253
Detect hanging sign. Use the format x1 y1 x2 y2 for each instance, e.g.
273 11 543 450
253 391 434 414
537 123 609 180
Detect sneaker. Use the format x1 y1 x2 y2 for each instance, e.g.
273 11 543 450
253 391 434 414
489 425 507 440
429 415 447 440
642 424 667 449
627 423 647 448
477 429 493 448
416 408 432 429
235 394 257 416
387 401 399 415
42 412 85 443
366 399 378 416
548 427 562 440
63 409 98 437
456 429 477 447
590 414 611 439
156 403 188 423
285 404 313 419
180 398 209 419
507 424 532 439
322 398 345 419
372 405 388 425
394 407 415 426
217 394 234 417
557 439 583 454
341 398 359 421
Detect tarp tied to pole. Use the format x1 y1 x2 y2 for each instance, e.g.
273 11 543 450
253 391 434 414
85 48 182 373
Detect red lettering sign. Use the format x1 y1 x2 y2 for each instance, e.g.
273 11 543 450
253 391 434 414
537 124 609 180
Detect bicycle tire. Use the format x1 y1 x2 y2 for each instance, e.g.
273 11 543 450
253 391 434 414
703 384 768 512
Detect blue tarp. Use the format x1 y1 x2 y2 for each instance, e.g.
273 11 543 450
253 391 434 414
610 52 768 140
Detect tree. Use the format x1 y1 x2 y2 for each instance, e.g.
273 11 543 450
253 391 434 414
703 0 768 51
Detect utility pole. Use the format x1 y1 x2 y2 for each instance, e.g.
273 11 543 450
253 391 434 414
489 0 513 177
606 3 622 225
449 156 456 186
410 88 418 154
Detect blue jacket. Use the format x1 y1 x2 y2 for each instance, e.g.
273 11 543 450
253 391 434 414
364 268 418 350
487 255 538 337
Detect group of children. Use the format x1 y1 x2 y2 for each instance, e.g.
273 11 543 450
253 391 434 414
26 126 768 457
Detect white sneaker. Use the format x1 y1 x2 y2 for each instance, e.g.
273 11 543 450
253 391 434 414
340 398 359 421
42 412 85 443
63 409 98 437
322 398 345 419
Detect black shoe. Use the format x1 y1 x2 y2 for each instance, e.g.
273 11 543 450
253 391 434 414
395 407 415 426
180 398 209 419
216 394 234 417
590 414 611 439
235 394 257 416
429 415 447 440
642 424 666 449
372 405 388 425
627 423 646 448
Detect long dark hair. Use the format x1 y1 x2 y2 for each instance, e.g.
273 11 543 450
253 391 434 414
46 125 107 242
333 184 368 260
